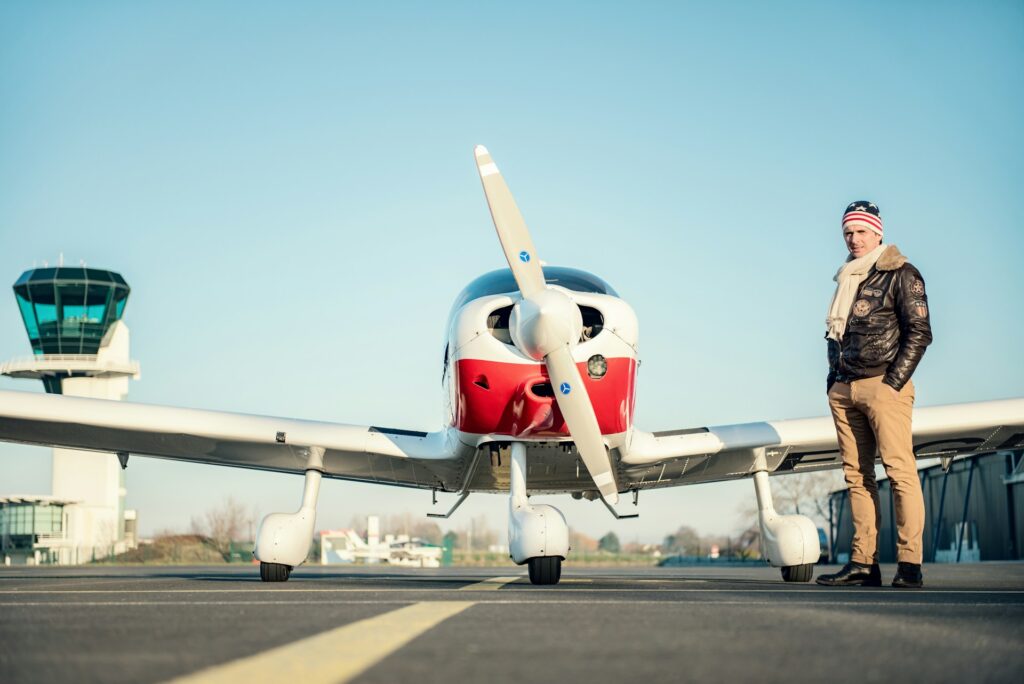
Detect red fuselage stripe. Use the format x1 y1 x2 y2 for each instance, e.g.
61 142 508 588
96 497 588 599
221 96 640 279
454 357 637 436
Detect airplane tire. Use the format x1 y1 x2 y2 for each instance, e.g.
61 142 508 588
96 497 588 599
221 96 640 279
260 562 291 582
528 556 562 585
781 563 814 583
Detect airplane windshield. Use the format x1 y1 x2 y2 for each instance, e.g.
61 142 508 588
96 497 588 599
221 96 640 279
452 267 619 312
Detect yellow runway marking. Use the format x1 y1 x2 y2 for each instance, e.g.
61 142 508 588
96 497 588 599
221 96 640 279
459 575 522 590
164 601 473 684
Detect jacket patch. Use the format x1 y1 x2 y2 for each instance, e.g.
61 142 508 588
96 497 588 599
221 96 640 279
913 300 928 317
852 299 872 317
910 280 925 296
862 287 883 298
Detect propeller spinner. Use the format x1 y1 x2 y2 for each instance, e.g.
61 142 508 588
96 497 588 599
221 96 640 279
473 145 620 504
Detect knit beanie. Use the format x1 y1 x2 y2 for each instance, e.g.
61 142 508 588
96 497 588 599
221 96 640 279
842 201 883 237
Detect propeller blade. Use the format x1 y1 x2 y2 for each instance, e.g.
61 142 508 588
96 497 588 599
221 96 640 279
545 345 619 504
473 145 546 299
473 146 615 502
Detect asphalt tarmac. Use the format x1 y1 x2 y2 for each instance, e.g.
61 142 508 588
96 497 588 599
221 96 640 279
1 563 1022 684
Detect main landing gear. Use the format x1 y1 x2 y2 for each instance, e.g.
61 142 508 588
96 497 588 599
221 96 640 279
507 443 569 585
253 447 324 583
751 449 820 583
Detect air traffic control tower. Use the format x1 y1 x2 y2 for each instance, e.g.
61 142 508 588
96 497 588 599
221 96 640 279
1 267 140 563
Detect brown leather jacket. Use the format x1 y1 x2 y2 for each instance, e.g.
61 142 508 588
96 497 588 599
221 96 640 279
826 245 932 392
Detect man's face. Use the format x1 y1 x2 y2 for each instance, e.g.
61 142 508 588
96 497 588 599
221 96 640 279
844 225 882 258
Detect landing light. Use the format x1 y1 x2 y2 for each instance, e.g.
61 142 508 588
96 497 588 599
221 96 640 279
587 354 607 379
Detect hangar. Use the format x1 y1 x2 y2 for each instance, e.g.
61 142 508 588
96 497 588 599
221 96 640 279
827 450 1024 563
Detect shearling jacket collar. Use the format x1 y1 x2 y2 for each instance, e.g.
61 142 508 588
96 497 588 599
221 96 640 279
876 244 907 272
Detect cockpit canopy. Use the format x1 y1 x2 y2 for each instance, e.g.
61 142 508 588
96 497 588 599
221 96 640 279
452 266 619 313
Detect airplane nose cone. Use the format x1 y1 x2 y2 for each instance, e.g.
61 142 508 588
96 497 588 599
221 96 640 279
509 290 584 360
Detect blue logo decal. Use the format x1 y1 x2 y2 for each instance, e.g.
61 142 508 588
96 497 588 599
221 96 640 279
519 251 530 263
559 382 571 395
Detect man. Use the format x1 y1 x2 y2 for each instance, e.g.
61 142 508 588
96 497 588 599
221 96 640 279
816 201 932 589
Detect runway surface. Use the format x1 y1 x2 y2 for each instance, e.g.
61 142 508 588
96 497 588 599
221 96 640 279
1 562 1022 684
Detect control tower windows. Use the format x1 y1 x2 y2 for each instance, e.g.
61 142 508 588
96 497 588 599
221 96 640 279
12 267 130 356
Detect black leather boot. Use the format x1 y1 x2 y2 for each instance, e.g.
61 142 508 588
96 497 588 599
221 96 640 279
891 562 923 588
815 561 882 586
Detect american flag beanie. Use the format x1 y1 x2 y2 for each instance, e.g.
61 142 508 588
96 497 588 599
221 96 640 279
842 201 883 237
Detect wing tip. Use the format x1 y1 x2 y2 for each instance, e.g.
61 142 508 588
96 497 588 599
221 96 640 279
474 144 489 157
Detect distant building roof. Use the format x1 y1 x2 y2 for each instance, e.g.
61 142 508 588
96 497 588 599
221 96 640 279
0 494 78 506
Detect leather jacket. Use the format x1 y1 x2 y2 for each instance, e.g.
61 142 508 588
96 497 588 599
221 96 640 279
827 245 932 392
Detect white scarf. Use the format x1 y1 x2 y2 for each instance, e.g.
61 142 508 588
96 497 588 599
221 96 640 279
826 244 886 341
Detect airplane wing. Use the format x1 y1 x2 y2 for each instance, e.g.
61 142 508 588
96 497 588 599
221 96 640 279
619 398 1024 489
0 390 471 491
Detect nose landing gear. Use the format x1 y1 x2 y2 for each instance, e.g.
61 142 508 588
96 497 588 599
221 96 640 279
507 442 570 585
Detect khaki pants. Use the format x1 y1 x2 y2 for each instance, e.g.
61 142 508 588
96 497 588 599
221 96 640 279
828 375 924 564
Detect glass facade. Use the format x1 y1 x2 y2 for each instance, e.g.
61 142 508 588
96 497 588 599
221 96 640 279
12 267 131 355
0 503 63 536
0 501 67 564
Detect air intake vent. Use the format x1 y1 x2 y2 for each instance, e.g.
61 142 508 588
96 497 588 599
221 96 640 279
531 382 554 397
486 304 605 345
579 305 604 341
487 305 513 344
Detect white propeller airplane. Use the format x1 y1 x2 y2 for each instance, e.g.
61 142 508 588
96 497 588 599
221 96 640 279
1 146 1022 585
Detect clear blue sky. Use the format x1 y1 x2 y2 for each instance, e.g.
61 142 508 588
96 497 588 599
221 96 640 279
1 1 1021 544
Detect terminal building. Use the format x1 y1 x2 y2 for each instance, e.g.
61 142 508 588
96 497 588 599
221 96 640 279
0 267 140 565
